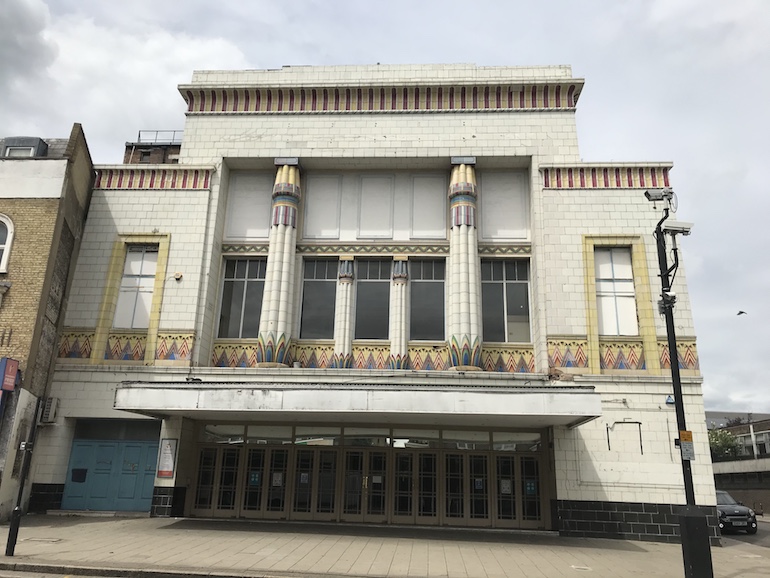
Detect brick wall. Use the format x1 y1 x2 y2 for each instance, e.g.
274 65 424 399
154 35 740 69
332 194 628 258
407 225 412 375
0 198 59 375
123 145 180 165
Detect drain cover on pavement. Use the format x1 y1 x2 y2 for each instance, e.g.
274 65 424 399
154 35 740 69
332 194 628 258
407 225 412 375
571 565 592 571
21 537 61 543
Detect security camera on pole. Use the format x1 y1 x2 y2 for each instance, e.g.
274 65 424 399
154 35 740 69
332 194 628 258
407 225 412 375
644 188 713 578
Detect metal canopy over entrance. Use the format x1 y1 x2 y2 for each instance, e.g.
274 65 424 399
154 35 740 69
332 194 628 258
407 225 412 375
115 382 602 429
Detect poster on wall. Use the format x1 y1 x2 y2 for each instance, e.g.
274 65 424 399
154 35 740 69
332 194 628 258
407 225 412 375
500 479 512 495
157 438 178 478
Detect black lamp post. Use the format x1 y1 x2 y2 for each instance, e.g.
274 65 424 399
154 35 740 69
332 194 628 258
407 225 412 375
646 188 713 578
5 396 42 556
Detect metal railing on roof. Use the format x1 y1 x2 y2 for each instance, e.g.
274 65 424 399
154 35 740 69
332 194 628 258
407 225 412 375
136 130 183 144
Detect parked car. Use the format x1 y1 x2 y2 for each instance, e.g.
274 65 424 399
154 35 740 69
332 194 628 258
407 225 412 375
716 490 758 534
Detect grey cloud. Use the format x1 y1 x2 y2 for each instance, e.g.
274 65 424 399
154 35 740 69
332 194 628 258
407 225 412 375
0 0 56 92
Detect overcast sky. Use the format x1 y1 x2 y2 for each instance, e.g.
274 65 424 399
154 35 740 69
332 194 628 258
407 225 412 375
2 0 768 412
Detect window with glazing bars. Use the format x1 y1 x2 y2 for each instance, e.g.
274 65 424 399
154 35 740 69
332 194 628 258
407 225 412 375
300 259 338 339
218 258 266 338
481 260 530 342
113 245 158 329
595 248 638 336
355 260 391 339
409 259 445 340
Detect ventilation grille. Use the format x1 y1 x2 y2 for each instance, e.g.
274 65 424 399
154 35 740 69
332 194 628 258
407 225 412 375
40 397 58 424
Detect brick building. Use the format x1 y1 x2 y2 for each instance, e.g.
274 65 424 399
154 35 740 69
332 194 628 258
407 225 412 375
0 125 93 519
30 65 716 542
122 130 182 165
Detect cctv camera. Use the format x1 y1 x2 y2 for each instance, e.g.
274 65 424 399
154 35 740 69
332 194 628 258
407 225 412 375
644 188 673 202
661 220 693 235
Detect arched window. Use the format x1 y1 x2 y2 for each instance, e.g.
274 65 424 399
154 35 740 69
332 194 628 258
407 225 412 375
0 215 15 273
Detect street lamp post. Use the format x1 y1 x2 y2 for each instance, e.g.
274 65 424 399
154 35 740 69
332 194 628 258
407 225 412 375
646 188 713 578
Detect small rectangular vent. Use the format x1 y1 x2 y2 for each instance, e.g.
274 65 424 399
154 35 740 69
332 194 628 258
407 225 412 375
40 397 58 423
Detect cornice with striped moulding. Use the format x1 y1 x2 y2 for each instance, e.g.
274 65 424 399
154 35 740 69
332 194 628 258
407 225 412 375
540 164 673 190
180 83 583 115
94 166 216 190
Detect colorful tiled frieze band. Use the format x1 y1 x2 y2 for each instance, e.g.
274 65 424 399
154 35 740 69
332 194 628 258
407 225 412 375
599 340 646 370
182 83 582 114
105 332 147 361
58 331 94 359
548 339 589 369
352 344 390 370
94 166 215 190
155 334 194 361
408 345 450 371
212 341 259 367
481 346 536 373
540 165 672 190
659 340 699 371
292 342 335 368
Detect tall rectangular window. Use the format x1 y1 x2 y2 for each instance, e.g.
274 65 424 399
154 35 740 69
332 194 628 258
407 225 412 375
595 248 638 336
113 246 158 329
355 260 391 339
300 259 338 339
218 258 266 338
410 259 445 340
481 260 530 342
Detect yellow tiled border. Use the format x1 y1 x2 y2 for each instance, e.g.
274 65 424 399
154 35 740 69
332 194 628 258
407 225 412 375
583 235 660 375
92 234 170 365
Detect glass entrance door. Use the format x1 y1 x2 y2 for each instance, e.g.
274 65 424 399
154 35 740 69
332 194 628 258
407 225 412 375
391 451 439 525
444 453 491 526
341 449 388 522
191 446 241 518
239 447 290 519
492 453 544 529
291 448 338 521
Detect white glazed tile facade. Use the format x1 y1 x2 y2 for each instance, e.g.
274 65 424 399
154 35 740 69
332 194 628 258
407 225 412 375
33 65 714 539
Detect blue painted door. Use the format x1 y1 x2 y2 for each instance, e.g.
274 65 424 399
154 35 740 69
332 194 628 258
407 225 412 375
62 440 158 511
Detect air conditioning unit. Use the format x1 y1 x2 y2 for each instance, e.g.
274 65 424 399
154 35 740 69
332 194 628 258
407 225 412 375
40 397 58 424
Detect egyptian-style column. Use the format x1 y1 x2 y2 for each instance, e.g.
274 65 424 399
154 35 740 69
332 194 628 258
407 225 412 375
447 161 482 369
388 258 409 369
330 258 354 368
256 161 301 365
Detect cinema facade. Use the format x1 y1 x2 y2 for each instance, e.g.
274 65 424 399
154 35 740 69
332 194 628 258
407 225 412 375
28 64 717 542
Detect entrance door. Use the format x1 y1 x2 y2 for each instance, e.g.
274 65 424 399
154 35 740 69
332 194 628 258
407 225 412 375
62 440 158 512
240 446 288 518
391 451 438 525
444 453 491 527
493 454 544 529
291 448 338 521
518 455 543 529
341 449 388 523
191 446 241 517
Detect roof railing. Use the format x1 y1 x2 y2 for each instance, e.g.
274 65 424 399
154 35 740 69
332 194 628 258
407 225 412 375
135 130 183 144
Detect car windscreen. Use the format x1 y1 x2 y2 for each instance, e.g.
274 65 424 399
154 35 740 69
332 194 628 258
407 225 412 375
716 492 738 505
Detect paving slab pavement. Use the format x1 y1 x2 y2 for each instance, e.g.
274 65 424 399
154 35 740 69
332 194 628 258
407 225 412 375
0 515 766 578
